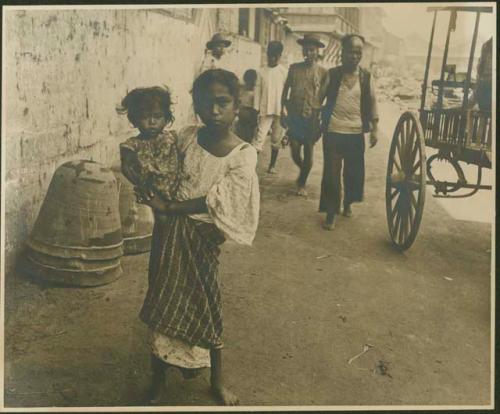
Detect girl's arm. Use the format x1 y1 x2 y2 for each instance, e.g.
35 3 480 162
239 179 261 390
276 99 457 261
135 187 207 215
169 197 208 215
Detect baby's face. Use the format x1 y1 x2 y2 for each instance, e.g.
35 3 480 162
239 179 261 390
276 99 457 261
136 101 167 139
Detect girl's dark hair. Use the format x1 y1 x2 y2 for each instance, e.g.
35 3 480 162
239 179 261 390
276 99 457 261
120 86 175 127
192 69 240 111
341 34 366 49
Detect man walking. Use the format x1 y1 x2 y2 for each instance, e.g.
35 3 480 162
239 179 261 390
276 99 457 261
281 34 329 196
319 34 379 230
253 41 288 173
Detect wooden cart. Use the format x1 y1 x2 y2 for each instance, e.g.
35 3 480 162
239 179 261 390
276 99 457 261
385 6 493 250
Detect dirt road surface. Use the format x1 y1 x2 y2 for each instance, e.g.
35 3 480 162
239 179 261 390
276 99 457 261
4 100 493 408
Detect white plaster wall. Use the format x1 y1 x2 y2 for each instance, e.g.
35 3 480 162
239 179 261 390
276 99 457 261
3 8 263 275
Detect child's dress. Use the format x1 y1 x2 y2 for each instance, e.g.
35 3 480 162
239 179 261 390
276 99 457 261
119 130 181 200
139 125 260 370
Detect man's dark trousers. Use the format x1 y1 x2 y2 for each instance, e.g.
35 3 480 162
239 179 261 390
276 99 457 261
319 132 365 215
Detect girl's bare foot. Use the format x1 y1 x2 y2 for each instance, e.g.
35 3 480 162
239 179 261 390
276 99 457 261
143 385 163 405
211 383 239 406
144 354 167 405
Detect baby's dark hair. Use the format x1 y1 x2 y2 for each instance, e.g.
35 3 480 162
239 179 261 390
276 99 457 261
192 69 240 111
341 34 366 49
119 86 175 127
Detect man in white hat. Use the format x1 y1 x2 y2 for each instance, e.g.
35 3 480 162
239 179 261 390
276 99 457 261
281 33 329 196
198 33 232 76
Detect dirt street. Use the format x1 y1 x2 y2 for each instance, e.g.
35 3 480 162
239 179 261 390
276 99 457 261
4 101 492 408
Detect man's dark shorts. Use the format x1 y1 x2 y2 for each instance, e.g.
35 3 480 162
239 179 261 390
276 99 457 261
286 111 321 144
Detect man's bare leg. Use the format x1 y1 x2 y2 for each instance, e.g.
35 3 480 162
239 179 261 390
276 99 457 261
296 141 314 196
268 148 279 173
289 139 303 169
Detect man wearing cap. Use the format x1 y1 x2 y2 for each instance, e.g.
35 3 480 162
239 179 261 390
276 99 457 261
319 34 379 230
281 33 330 196
198 33 232 75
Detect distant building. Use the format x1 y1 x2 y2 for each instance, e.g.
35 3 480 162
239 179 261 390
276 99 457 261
277 6 361 68
359 7 405 70
275 6 405 69
359 7 385 66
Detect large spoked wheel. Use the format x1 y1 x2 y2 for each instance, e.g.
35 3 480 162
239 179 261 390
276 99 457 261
386 111 426 251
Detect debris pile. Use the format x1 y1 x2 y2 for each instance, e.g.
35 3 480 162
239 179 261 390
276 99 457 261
376 74 422 111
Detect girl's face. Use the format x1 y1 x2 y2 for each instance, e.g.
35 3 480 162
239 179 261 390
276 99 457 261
195 82 237 131
135 100 167 139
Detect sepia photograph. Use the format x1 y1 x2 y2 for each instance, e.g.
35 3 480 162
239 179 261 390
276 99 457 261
1 2 496 410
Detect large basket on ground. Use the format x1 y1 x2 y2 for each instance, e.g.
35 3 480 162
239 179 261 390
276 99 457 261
24 160 124 286
112 167 154 255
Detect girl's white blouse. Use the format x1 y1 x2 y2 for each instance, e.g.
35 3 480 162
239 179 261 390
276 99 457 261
176 125 260 246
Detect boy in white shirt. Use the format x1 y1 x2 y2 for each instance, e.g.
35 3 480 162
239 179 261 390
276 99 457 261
253 41 288 174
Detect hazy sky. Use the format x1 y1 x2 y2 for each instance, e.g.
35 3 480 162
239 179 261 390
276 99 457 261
381 3 495 45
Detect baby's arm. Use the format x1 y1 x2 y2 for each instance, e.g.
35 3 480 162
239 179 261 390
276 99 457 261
120 146 142 186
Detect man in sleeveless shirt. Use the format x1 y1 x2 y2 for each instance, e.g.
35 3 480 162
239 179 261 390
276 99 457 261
319 34 379 230
281 34 329 196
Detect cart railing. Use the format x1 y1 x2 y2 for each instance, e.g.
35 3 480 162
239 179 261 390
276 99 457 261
420 109 491 150
466 110 492 148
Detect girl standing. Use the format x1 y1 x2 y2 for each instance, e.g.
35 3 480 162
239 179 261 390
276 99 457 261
135 69 260 405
